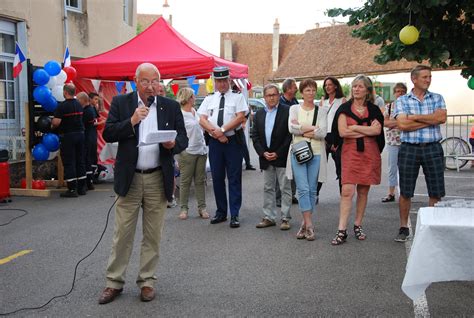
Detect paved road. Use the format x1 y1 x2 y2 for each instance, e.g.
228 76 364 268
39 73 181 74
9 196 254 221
1 144 473 317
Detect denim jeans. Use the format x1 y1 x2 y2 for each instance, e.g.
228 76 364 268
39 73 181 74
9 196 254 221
291 154 320 213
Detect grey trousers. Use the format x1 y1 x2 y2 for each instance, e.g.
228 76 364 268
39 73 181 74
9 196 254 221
263 165 292 221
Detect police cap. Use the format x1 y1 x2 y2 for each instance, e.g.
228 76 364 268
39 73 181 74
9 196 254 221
213 66 230 79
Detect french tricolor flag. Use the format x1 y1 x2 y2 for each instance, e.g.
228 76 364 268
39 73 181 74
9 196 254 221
13 42 26 78
63 46 71 67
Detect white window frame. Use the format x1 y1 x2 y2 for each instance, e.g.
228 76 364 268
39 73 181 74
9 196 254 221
0 20 17 124
123 0 132 26
66 0 83 13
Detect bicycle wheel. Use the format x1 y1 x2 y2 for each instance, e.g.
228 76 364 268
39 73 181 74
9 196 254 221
440 137 471 170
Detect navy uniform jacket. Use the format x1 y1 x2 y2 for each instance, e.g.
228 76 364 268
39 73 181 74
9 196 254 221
103 91 188 200
251 104 291 170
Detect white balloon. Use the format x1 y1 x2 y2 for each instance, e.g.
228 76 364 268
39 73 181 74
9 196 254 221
47 150 58 160
56 70 67 84
46 76 57 89
52 85 65 102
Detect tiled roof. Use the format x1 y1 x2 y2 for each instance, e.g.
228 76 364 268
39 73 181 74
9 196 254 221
221 24 420 85
220 32 302 86
137 14 161 31
272 24 418 81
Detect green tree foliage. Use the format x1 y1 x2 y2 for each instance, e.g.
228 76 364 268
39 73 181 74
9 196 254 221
328 0 474 78
136 23 143 35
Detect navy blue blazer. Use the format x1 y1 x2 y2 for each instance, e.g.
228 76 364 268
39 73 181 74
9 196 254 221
103 91 188 201
251 104 291 169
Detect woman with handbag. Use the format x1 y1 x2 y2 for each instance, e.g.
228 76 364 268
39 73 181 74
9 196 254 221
287 79 328 241
330 75 384 245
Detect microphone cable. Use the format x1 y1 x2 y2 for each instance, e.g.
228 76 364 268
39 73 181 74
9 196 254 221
0 208 28 226
0 196 119 316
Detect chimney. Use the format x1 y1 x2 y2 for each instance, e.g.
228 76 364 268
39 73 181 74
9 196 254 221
224 34 233 61
162 0 170 23
272 18 280 72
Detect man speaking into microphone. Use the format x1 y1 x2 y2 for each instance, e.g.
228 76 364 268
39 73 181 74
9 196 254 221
98 63 187 304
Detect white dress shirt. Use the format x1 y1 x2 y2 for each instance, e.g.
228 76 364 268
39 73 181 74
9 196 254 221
136 95 160 170
197 89 248 136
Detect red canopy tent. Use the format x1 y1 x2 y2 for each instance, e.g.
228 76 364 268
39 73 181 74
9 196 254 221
72 17 248 80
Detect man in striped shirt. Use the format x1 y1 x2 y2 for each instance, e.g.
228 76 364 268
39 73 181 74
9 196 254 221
393 65 447 242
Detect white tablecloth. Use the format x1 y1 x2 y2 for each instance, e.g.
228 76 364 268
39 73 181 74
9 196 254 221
401 207 474 300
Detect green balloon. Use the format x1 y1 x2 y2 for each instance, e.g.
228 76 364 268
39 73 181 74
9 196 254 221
468 77 474 90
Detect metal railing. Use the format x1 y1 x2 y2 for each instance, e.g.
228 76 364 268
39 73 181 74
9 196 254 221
0 136 26 162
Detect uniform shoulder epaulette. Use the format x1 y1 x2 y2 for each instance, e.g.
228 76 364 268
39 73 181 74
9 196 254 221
208 92 214 95
232 90 241 94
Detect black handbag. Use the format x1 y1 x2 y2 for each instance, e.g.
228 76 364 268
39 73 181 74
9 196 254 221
291 106 318 164
292 140 313 164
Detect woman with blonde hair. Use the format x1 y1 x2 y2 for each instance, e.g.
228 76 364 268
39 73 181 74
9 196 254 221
287 79 328 241
176 87 209 220
330 75 384 245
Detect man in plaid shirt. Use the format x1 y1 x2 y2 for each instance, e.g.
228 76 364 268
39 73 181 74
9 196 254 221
392 65 447 242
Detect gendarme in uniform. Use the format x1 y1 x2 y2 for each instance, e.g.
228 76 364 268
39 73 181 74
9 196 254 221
197 66 248 228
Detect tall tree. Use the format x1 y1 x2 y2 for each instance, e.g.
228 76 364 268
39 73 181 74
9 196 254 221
328 0 474 78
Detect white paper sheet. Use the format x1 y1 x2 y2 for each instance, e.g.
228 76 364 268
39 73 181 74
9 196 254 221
138 130 177 147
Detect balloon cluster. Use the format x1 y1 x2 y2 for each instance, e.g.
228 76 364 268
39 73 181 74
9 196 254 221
32 60 77 112
32 133 60 161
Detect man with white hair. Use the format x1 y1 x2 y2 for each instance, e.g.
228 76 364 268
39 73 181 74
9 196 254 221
98 63 188 304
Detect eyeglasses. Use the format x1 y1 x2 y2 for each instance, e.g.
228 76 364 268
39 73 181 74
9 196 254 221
139 79 160 87
264 94 279 98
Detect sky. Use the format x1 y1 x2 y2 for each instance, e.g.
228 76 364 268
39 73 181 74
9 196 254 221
137 0 365 56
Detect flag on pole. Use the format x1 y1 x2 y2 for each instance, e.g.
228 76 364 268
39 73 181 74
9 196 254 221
13 42 26 78
63 46 71 67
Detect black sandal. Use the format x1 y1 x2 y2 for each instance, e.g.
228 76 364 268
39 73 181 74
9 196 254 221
354 225 366 240
331 230 347 245
381 194 395 202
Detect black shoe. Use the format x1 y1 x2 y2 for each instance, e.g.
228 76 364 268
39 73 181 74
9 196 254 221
230 216 240 228
292 196 298 204
87 183 95 190
245 165 256 171
60 190 78 198
276 202 282 208
210 215 227 224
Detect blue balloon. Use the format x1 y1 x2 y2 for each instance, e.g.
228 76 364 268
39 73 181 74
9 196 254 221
33 86 52 104
32 143 50 161
42 96 57 112
44 60 61 76
33 69 50 86
42 133 60 152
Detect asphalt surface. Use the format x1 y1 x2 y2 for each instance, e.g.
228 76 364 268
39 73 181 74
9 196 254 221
1 144 473 317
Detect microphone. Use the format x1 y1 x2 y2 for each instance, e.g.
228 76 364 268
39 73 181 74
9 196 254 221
147 96 155 107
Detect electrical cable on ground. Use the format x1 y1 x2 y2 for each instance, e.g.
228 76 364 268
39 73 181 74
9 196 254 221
0 209 28 226
0 197 118 316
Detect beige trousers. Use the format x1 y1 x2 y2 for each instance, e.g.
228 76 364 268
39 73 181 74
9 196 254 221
177 151 207 212
105 170 166 289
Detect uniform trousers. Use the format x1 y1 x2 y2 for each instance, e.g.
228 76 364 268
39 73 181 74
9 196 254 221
208 136 243 217
263 165 291 221
105 170 167 289
60 131 86 182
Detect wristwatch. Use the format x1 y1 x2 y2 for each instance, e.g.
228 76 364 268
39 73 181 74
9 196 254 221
220 127 225 133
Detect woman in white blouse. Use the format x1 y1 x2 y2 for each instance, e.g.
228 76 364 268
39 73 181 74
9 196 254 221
286 80 328 241
176 88 209 220
317 76 346 195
